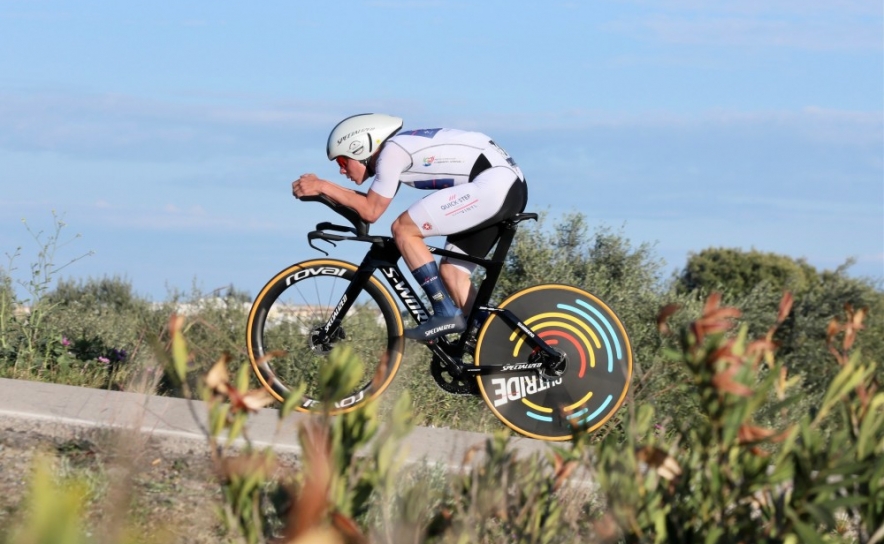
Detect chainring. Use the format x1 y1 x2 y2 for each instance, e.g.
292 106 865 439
430 355 480 395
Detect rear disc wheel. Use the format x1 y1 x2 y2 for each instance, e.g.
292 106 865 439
475 284 633 441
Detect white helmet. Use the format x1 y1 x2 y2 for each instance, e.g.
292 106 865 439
326 113 403 162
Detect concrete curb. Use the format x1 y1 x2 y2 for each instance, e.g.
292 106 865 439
0 378 556 470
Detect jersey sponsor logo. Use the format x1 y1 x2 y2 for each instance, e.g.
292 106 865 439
440 193 471 211
448 202 479 216
422 222 433 231
422 156 461 166
401 128 441 138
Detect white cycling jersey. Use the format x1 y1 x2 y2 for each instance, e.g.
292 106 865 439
370 128 524 199
368 127 528 267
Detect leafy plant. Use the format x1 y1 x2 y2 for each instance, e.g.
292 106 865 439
6 454 93 544
592 293 883 543
0 212 93 376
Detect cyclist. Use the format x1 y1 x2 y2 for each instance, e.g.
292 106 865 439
291 113 527 341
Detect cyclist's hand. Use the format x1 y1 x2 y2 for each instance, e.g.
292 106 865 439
292 174 324 199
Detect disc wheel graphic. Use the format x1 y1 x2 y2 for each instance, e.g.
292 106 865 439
475 284 633 441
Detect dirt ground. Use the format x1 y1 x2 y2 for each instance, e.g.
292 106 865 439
0 423 234 543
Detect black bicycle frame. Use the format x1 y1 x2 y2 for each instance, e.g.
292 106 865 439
302 199 562 377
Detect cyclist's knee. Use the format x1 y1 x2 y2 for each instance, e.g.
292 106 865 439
439 260 464 282
391 213 418 239
441 255 477 277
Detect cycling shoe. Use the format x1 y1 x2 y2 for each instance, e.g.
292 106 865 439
404 311 466 341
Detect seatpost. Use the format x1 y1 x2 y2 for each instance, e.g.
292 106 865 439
490 220 519 262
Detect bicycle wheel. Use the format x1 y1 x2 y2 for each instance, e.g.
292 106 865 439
475 284 632 441
247 259 405 414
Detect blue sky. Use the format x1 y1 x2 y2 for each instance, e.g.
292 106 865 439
1 0 882 301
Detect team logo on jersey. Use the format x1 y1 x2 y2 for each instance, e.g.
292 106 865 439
403 128 442 138
423 156 435 166
422 222 433 231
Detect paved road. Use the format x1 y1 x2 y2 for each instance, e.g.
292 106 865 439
0 378 555 470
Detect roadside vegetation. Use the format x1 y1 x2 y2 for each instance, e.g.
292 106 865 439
1 212 882 542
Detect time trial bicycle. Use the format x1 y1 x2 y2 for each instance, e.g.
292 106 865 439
246 194 633 441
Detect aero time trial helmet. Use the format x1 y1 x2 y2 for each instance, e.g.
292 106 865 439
326 113 403 163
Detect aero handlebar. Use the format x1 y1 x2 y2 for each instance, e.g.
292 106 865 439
298 194 370 237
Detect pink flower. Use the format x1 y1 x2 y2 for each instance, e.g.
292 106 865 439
98 356 110 364
61 336 71 347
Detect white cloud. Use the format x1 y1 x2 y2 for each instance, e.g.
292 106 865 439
1 89 879 166
612 0 880 19
603 0 881 50
365 1 450 8
65 203 286 233
0 91 341 160
639 15 879 50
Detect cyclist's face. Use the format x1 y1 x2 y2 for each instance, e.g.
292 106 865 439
337 156 368 184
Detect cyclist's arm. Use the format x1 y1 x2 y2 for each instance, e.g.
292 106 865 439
293 142 408 223
316 181 391 224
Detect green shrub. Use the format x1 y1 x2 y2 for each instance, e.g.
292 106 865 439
9 294 882 543
593 293 884 543
0 213 94 379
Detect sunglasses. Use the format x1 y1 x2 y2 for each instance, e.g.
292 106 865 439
335 156 348 169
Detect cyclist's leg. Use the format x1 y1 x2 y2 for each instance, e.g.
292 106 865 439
441 170 528 310
392 213 465 340
390 213 434 271
438 250 476 311
399 169 522 340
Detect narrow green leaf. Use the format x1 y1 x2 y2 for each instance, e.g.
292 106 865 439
171 328 188 383
280 382 306 419
211 404 230 437
235 362 250 393
858 393 884 458
226 413 246 447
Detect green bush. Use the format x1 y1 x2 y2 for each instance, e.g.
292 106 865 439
676 247 821 298
593 293 884 543
0 214 94 380
675 248 884 436
8 295 882 543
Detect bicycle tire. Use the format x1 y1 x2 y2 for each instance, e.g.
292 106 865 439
475 284 633 441
247 259 405 414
